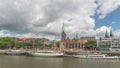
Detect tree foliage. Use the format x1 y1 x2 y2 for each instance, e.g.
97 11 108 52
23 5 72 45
0 37 13 48
85 40 97 50
0 37 53 49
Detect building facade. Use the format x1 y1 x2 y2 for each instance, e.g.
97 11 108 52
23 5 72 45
97 29 120 51
16 37 50 45
59 23 88 50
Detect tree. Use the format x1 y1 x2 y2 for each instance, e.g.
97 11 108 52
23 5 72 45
85 40 96 50
0 37 13 49
16 41 23 48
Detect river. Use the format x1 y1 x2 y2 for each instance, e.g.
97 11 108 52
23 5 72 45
0 55 120 68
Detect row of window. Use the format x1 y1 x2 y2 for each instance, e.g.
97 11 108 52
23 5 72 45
65 43 84 48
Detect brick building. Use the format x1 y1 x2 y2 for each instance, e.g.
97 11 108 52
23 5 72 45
59 23 88 50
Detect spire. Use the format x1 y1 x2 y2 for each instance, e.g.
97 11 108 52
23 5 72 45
61 22 66 41
105 29 109 38
110 29 114 37
62 22 65 33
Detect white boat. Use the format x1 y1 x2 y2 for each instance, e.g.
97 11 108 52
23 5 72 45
28 50 64 57
4 50 26 55
74 53 120 59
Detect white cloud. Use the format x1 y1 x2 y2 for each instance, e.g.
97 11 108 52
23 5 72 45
0 30 4 36
0 0 120 40
0 30 15 37
95 26 111 35
97 0 120 19
111 22 116 25
114 30 120 37
0 0 97 34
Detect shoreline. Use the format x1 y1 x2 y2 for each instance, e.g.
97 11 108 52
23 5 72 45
1 49 120 56
0 50 5 54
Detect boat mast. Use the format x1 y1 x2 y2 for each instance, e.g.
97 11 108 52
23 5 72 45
14 37 16 50
31 34 35 53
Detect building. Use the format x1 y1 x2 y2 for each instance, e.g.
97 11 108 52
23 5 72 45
97 38 111 51
16 37 50 45
80 36 96 41
97 29 120 51
59 23 88 50
110 38 120 51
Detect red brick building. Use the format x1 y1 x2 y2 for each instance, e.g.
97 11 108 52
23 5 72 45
59 23 88 50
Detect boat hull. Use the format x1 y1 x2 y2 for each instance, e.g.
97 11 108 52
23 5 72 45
4 52 26 55
28 53 64 57
74 55 120 59
4 50 26 55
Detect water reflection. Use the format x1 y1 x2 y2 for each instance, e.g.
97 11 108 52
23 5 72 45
0 55 120 68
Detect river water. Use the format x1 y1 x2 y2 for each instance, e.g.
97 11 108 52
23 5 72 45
0 55 120 68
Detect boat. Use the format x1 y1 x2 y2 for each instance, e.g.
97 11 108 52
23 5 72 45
4 50 26 55
27 50 64 57
74 53 120 59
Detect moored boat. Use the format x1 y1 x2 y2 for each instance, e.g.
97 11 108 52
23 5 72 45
4 50 26 55
74 53 120 59
27 50 64 57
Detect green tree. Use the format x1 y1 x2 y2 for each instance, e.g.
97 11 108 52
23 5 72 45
0 37 13 49
45 44 52 48
85 40 96 50
16 41 23 48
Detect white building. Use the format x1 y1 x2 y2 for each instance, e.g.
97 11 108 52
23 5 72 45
97 38 120 51
97 29 120 51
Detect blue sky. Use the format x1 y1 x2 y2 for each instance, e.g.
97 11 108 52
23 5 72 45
95 7 120 30
0 0 120 40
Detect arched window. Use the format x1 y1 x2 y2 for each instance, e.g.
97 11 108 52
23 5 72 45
75 43 77 48
69 43 71 48
66 43 68 48
78 43 81 48
72 43 74 48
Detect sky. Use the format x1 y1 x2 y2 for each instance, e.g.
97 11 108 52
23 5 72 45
0 0 120 40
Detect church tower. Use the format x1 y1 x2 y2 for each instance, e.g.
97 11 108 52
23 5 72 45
110 29 114 38
61 22 66 41
105 29 109 38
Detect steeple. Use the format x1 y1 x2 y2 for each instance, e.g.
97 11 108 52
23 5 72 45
61 22 66 41
62 22 65 33
105 29 109 38
110 29 114 37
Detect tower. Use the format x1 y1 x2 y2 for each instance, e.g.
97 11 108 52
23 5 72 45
61 22 66 41
105 29 109 38
110 29 114 38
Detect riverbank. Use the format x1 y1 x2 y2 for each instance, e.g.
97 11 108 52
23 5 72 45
0 50 5 54
1 49 120 57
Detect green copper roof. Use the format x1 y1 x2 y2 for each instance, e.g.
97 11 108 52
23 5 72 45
105 29 109 38
110 29 114 37
62 22 65 33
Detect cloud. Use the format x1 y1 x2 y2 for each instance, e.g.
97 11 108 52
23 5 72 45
97 0 120 19
0 0 120 40
0 0 97 34
0 30 4 36
95 26 111 35
111 22 116 25
114 30 120 37
0 30 14 37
